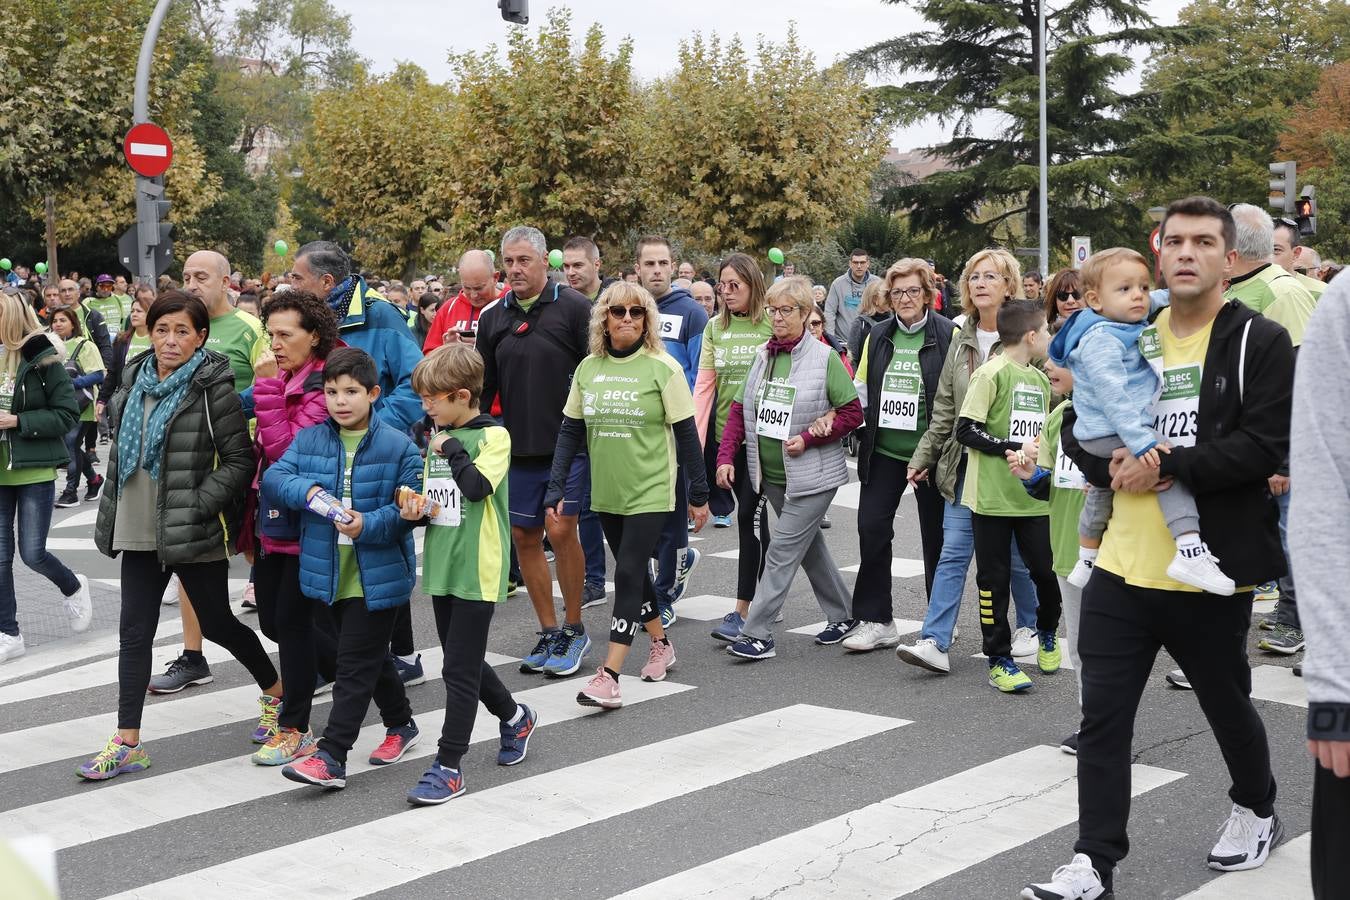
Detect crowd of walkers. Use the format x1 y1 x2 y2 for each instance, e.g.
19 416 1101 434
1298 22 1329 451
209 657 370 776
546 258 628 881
0 193 1346 897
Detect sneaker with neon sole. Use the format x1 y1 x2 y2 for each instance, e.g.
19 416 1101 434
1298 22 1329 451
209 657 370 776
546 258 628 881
989 657 1033 692
76 734 151 781
251 694 282 744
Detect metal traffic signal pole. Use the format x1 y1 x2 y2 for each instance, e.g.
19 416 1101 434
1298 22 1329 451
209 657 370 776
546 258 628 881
131 0 175 287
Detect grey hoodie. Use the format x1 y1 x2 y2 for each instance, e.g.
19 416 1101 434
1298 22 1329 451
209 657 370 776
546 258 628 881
1290 273 1350 740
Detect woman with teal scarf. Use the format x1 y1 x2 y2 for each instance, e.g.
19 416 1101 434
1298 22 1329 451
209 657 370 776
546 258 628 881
85 291 280 781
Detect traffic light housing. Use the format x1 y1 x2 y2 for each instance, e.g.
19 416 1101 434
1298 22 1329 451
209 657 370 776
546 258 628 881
499 0 527 24
1269 160 1297 215
1295 189 1317 237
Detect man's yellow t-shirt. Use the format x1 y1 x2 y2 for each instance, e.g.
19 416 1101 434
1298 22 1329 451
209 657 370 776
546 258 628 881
1096 308 1214 592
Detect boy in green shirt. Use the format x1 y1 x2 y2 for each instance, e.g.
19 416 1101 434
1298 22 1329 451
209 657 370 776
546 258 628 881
401 343 536 806
956 299 1063 693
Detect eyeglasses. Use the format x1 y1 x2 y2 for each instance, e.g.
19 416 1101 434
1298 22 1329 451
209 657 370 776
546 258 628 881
715 281 742 293
765 305 799 319
888 287 925 301
1056 290 1082 301
608 305 646 320
807 319 824 330
419 393 451 408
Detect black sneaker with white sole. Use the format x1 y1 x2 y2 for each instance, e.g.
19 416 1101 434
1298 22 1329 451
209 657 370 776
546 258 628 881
1207 804 1283 871
1059 730 1079 756
147 652 214 694
55 489 81 508
1164 668 1192 690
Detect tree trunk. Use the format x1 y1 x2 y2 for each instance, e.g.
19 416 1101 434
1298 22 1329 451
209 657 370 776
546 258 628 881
44 194 59 283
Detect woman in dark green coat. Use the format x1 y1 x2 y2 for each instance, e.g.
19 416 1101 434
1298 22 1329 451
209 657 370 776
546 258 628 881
0 287 93 664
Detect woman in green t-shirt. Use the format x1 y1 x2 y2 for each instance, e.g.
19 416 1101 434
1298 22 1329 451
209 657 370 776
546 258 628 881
692 253 773 641
546 282 709 710
0 289 91 663
107 287 154 399
50 308 105 507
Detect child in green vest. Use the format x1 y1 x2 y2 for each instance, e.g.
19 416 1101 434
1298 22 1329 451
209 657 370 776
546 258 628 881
401 343 536 805
955 299 1063 693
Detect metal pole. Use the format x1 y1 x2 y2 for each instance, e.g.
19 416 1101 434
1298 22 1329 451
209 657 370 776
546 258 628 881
133 0 174 286
1038 0 1049 279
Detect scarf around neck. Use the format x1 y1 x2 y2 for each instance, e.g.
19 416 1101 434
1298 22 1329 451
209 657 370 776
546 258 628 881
116 349 207 493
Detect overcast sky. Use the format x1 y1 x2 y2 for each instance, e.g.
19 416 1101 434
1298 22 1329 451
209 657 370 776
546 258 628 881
246 0 1190 150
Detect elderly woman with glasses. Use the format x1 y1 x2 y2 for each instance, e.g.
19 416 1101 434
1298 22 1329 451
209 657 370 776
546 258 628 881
839 260 957 652
714 277 863 660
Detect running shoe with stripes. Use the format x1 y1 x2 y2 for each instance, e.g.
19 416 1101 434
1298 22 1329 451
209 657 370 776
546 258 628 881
542 626 591 678
670 547 702 602
251 694 282 744
988 657 1033 692
520 630 558 673
251 727 317 766
77 734 151 781
368 719 420 765
282 749 346 789
728 636 776 660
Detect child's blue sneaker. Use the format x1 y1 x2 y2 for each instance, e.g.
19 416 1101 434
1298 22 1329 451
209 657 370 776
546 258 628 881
497 704 538 766
542 626 591 678
406 763 465 805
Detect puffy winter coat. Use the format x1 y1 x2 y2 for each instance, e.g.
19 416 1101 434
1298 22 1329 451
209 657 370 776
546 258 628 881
248 356 329 555
94 351 254 564
261 416 422 610
5 332 79 470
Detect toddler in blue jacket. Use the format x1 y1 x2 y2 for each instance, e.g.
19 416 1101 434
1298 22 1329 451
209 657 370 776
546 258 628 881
1049 248 1234 595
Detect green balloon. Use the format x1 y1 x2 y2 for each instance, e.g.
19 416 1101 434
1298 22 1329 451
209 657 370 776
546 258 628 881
548 249 564 269
0 259 10 271
767 247 785 266
34 262 47 275
274 240 289 257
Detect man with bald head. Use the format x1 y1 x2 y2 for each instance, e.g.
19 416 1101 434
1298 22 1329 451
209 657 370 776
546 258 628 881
422 249 505 353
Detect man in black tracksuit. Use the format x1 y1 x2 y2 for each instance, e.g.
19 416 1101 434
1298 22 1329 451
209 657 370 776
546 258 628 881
1023 197 1295 900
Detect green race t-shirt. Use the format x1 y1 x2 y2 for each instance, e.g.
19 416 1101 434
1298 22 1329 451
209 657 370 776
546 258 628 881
335 428 366 600
85 295 126 338
958 354 1050 517
206 308 267 393
127 331 153 359
64 338 105 423
515 294 540 314
421 424 512 601
856 327 927 463
1038 400 1088 577
563 347 695 515
738 346 857 487
0 361 56 486
698 314 772 440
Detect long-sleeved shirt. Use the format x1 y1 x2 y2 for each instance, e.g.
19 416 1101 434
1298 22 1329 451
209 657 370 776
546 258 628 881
824 271 877 343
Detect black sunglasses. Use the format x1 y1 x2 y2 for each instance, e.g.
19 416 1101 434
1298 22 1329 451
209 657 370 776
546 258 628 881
1056 289 1081 301
608 305 646 320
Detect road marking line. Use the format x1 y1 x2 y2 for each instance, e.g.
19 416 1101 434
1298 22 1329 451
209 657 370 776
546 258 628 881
668 595 739 621
1250 664 1306 708
839 557 926 579
1176 832 1311 899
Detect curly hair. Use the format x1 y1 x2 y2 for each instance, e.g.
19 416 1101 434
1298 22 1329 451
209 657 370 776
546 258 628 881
588 281 664 357
260 289 340 360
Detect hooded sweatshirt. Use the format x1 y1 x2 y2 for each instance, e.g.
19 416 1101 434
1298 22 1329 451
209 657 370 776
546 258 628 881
655 285 708 391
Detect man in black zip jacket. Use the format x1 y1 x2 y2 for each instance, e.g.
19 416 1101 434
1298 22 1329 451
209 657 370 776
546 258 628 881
477 226 595 678
1023 197 1295 900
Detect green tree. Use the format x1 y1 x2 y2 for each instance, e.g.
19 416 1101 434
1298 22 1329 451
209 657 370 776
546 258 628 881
836 205 906 271
852 0 1199 265
644 28 886 258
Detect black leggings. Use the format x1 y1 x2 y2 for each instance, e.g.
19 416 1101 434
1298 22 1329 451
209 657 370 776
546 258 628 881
971 512 1062 659
852 452 944 621
432 595 517 769
597 511 666 646
254 550 341 731
118 551 278 730
730 444 770 602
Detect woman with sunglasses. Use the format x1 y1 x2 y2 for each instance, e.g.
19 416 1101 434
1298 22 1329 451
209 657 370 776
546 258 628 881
1044 269 1083 326
693 254 774 641
806 310 855 376
842 260 955 651
545 282 709 708
714 277 862 659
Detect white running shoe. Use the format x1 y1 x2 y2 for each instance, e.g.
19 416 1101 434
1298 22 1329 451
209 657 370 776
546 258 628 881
0 631 25 662
1167 547 1236 596
1011 626 1038 657
161 573 180 605
1067 558 1094 589
895 638 950 673
65 574 93 633
1021 853 1107 899
1207 803 1283 871
842 620 901 652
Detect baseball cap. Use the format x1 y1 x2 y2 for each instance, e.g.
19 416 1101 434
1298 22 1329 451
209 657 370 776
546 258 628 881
96 274 114 284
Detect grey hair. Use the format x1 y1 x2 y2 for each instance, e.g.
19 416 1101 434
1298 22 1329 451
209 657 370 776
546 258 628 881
296 241 352 281
501 226 547 257
1229 204 1274 262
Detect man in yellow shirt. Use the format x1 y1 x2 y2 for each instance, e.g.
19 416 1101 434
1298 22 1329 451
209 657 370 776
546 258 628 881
1024 197 1296 900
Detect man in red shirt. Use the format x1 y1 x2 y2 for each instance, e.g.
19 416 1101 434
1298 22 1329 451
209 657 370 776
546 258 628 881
422 250 504 353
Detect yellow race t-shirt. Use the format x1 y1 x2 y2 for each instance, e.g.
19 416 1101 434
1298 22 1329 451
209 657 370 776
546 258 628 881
1096 307 1213 591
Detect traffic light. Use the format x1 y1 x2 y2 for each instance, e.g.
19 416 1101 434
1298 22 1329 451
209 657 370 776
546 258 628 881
1268 161 1297 214
499 0 527 24
1295 187 1317 237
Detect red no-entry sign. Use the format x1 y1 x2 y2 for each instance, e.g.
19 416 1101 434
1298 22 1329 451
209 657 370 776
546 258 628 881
123 122 174 178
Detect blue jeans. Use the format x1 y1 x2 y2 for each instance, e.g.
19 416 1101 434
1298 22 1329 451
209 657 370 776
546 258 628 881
64 421 96 493
579 479 606 589
1275 488 1298 627
920 476 1038 651
0 480 80 635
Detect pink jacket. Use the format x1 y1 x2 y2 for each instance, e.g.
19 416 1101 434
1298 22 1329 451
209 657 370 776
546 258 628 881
251 356 329 555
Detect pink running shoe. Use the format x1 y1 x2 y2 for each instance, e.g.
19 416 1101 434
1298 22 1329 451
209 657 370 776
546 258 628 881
576 667 622 709
640 639 676 683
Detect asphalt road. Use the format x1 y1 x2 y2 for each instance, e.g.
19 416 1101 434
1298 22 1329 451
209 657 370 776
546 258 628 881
0 455 1313 900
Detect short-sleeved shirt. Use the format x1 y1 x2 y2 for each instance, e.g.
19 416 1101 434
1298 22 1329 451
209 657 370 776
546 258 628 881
958 354 1051 516
206 308 268 394
64 338 105 422
335 428 366 600
1097 308 1215 591
697 315 772 440
127 332 153 359
1038 400 1087 577
85 295 126 338
563 347 695 515
1225 264 1315 347
737 347 857 487
855 327 927 463
421 424 512 601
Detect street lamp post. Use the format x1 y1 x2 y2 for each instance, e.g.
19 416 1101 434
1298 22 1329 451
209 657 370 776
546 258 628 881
131 0 174 286
1038 0 1049 280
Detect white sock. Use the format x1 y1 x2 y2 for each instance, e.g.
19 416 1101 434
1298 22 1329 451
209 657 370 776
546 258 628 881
1176 533 1204 557
1078 547 1099 564
506 705 525 726
397 654 418 666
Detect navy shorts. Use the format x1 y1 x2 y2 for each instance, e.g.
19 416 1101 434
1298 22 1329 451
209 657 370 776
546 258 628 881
509 456 588 528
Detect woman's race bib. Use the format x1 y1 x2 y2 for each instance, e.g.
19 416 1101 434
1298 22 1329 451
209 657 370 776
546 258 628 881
755 381 796 441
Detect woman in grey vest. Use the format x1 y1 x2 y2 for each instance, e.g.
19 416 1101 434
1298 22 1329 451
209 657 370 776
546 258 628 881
713 277 863 660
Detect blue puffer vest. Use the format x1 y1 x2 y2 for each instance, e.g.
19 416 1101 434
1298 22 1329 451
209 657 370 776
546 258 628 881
260 415 423 609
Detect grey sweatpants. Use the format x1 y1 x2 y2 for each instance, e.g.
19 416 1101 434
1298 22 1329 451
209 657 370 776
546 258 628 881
1078 435 1200 541
741 481 852 641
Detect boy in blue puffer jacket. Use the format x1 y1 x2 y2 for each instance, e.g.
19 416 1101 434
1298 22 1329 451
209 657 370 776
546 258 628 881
262 348 425 790
1049 248 1233 596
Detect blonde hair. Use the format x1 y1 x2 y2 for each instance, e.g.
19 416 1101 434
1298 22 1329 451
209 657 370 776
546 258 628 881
412 342 484 405
0 290 47 376
1079 247 1150 295
765 276 816 319
589 281 664 357
958 248 1023 316
884 258 938 309
858 278 888 316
